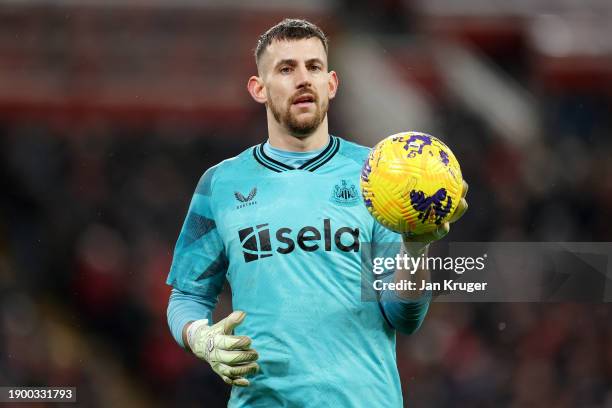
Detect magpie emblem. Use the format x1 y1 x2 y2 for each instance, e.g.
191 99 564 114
330 179 360 207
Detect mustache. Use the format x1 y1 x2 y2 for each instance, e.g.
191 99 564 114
290 89 318 104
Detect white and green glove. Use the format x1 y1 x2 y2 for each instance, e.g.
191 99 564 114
186 311 259 387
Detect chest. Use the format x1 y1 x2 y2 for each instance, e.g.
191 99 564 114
213 171 374 258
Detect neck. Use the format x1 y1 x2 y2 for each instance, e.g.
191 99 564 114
266 111 329 152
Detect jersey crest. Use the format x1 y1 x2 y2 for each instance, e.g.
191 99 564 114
330 179 360 207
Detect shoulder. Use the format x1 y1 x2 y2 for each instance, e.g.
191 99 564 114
195 145 259 195
335 136 372 166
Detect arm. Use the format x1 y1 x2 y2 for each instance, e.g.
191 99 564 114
379 243 432 335
379 181 469 334
167 287 214 349
166 167 226 345
166 168 258 386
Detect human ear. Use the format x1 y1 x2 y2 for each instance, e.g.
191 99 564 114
328 71 339 100
247 76 267 104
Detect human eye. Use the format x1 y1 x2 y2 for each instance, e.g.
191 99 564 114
279 66 292 74
309 64 322 72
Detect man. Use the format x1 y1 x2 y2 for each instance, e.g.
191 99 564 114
166 19 467 407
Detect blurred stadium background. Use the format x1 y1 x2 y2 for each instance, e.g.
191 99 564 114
1 0 612 406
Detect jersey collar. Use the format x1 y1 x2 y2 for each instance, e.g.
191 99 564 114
253 135 340 173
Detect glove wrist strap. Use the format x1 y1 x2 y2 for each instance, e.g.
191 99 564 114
186 318 209 351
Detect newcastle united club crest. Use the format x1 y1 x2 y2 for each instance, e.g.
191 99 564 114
330 179 360 207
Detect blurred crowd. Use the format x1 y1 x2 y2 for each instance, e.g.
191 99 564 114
1 2 612 407
1 121 254 406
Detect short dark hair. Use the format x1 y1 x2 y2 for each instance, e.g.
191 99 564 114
255 18 328 65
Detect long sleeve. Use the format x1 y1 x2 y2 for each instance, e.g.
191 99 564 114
166 166 228 347
379 288 431 335
372 221 431 335
167 287 216 348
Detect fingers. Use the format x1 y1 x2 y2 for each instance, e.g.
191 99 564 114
448 180 469 224
403 223 449 244
220 375 251 387
213 348 259 365
402 231 431 244
222 311 246 335
231 377 251 387
216 362 258 378
217 362 259 387
434 222 450 240
449 198 468 223
401 240 429 255
216 335 252 350
217 362 259 378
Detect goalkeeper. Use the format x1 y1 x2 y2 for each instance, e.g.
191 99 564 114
166 19 467 407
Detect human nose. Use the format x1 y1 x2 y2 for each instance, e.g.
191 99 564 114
294 65 311 89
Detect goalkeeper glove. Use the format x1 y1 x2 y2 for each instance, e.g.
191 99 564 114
186 311 259 387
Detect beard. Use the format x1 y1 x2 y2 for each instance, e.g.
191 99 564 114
268 91 328 138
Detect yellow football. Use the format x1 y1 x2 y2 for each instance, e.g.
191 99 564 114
360 132 463 235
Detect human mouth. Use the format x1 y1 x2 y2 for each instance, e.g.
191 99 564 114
292 93 316 108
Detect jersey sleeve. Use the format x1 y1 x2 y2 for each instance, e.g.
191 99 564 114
166 167 228 301
167 287 215 348
372 221 431 335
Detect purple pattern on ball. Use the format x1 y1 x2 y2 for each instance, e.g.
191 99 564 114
403 134 432 158
409 188 453 225
439 149 449 166
361 160 372 182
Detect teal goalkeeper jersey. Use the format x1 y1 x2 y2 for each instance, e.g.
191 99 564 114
167 136 405 407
